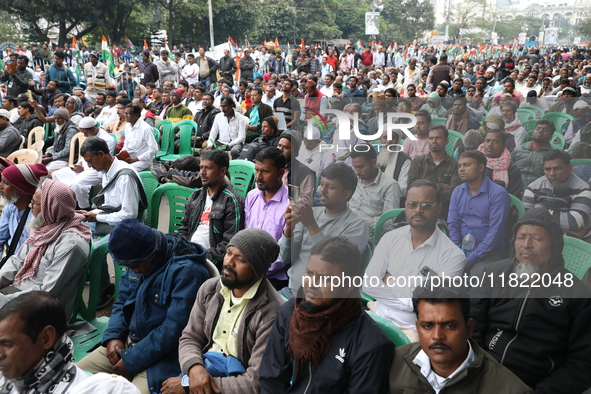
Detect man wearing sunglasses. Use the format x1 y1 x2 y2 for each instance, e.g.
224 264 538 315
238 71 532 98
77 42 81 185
363 179 465 342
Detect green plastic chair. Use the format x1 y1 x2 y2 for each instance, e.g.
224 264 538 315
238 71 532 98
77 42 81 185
72 316 110 362
571 159 591 166
520 105 545 119
361 290 376 306
446 130 465 157
551 132 566 150
228 160 256 199
156 119 174 159
522 119 539 133
563 235 591 280
150 183 196 232
139 171 160 227
431 117 447 126
44 122 54 140
366 311 411 346
509 194 525 220
159 120 198 161
152 127 161 146
373 208 405 248
542 112 574 135
361 242 373 273
516 108 535 123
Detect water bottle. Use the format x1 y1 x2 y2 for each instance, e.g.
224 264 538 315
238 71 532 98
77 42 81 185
462 230 475 257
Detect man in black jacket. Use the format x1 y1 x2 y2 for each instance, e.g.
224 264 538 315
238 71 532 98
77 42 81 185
193 93 221 148
470 207 591 394
140 50 159 86
260 236 394 394
219 49 236 83
239 116 282 161
178 149 244 268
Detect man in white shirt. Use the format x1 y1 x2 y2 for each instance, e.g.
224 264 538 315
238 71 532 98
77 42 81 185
262 84 279 107
52 116 116 209
373 45 386 69
319 74 334 97
363 179 465 341
95 91 118 126
181 53 199 85
119 103 158 171
207 96 245 159
187 84 205 115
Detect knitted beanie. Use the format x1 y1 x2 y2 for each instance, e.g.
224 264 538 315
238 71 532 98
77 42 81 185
280 130 303 157
170 88 184 100
108 218 159 266
3 163 47 195
54 107 70 120
227 229 279 278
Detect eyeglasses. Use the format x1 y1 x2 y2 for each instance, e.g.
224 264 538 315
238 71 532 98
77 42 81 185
405 202 437 211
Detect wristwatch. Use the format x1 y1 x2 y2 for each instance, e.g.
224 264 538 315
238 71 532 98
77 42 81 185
181 374 190 394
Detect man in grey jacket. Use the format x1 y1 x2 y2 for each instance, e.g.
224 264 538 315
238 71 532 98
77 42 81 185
156 50 178 88
161 229 283 394
0 109 21 157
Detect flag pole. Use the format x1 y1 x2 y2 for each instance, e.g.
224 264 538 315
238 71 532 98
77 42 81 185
208 0 215 51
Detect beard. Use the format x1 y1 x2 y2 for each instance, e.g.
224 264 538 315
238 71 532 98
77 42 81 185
515 262 540 282
0 194 18 207
220 265 253 290
54 123 64 134
29 214 46 231
377 148 395 169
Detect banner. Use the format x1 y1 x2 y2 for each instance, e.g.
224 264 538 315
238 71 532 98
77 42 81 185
518 33 526 45
365 12 380 35
545 28 559 45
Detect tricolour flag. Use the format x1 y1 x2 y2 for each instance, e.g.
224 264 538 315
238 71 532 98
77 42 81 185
101 35 115 76
144 40 149 50
125 36 136 52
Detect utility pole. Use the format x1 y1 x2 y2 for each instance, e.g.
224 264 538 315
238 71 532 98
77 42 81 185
208 0 215 51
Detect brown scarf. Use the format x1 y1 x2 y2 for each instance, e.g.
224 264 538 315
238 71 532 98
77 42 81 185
288 296 362 376
446 109 471 135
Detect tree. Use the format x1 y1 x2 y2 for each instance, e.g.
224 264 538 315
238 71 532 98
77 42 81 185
378 0 434 43
577 16 591 38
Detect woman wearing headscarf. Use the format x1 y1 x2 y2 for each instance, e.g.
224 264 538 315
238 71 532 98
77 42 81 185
65 95 84 126
476 113 516 152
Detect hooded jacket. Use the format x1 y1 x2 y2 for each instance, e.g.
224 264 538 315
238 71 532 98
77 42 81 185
470 207 591 394
419 92 447 118
101 232 210 393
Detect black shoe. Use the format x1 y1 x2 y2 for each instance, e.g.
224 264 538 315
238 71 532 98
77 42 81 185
97 283 115 309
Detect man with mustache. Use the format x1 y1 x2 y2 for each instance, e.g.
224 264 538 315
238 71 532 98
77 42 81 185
178 149 245 268
363 180 465 341
389 284 532 394
470 207 591 393
162 229 283 394
260 236 394 393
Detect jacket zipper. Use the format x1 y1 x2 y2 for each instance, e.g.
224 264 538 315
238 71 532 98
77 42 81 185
500 289 530 364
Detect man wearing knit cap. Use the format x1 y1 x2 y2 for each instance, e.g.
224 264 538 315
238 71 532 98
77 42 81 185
0 179 91 319
0 163 46 258
52 116 116 209
78 218 209 394
470 207 591 393
41 107 79 174
163 229 283 394
165 88 193 123
278 130 315 205
0 108 21 157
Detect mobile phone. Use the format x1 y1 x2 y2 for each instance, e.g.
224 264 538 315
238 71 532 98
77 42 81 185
420 266 438 279
289 184 300 203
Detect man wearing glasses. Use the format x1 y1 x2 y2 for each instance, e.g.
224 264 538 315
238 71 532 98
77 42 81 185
362 179 465 342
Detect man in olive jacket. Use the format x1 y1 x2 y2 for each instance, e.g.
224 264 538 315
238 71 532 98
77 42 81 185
389 284 532 394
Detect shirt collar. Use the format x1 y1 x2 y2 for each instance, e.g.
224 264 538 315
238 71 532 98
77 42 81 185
405 225 441 250
413 340 477 389
219 277 263 302
258 183 288 203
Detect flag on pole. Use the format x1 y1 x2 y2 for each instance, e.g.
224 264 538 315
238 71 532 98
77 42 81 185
163 39 170 53
228 36 236 57
101 35 115 76
356 40 363 53
125 36 136 52
301 39 304 48
275 37 279 48
71 37 83 79
387 43 393 54
143 40 148 50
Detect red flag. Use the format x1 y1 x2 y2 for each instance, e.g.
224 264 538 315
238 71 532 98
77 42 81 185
143 40 148 50
275 37 279 47
301 39 304 48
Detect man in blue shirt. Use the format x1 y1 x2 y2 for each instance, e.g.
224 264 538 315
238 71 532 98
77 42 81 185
343 76 365 98
448 151 511 276
44 51 77 95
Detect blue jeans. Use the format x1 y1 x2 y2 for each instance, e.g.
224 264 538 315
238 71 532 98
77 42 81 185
199 76 211 92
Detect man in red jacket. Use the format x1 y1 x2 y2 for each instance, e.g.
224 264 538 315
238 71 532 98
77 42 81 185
361 47 373 73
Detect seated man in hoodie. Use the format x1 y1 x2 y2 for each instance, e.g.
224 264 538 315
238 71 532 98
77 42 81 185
40 108 79 174
77 218 210 394
260 236 394 394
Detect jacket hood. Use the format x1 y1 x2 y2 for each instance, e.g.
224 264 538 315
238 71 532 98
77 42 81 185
166 232 207 264
426 92 441 107
510 207 564 266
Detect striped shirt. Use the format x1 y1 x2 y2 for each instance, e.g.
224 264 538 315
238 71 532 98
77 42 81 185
523 174 591 232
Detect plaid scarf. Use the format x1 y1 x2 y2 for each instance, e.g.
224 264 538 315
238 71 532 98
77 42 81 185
478 144 511 188
13 180 91 286
288 296 361 377
0 335 78 394
446 109 471 135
